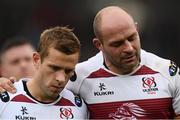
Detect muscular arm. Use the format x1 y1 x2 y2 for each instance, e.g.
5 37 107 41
0 77 16 93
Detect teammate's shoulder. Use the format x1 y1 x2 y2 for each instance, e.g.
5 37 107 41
0 80 27 103
61 89 84 107
76 51 103 70
70 52 103 82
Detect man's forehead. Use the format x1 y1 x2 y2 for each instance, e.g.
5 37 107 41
4 45 33 54
1 45 33 61
43 48 79 66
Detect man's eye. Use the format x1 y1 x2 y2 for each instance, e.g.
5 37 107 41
11 59 19 65
111 42 123 47
128 34 137 42
65 69 73 75
50 66 60 71
25 57 32 62
128 37 135 42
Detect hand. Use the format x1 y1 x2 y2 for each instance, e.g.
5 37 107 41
0 77 17 94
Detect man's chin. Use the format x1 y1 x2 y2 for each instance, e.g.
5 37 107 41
123 61 139 71
48 91 60 99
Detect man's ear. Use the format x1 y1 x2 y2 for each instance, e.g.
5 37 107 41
33 52 41 70
135 22 139 32
93 38 103 51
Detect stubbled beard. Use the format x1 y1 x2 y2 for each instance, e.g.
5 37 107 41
108 54 140 74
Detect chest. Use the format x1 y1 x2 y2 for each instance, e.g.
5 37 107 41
1 102 82 120
80 74 174 119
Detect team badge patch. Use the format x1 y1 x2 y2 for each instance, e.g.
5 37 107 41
70 72 77 82
60 107 74 119
0 91 10 102
169 61 178 76
74 95 82 107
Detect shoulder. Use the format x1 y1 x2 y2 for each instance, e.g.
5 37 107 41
141 49 179 79
61 89 86 108
0 80 24 103
66 52 103 93
76 51 103 71
59 89 88 118
71 51 103 82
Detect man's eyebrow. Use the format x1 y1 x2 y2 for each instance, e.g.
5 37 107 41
48 64 61 70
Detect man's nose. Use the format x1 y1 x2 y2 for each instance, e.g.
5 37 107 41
20 60 29 69
123 40 133 52
55 70 66 83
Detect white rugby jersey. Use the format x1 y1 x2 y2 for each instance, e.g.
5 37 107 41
0 80 88 120
66 50 180 119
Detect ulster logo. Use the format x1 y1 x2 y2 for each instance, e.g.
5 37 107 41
142 77 156 88
142 77 158 94
60 108 74 119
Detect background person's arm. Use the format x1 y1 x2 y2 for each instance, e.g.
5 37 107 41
0 77 16 93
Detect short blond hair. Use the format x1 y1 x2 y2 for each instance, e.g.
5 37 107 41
38 26 80 61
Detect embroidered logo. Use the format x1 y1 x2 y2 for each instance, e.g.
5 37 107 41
60 108 74 119
0 92 10 102
15 106 36 120
74 95 82 107
109 103 147 119
169 61 178 76
142 77 158 94
21 106 28 115
94 83 114 96
99 83 106 91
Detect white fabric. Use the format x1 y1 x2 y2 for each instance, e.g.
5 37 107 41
0 80 88 120
66 49 180 119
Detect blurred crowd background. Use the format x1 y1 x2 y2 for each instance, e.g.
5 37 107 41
0 0 180 65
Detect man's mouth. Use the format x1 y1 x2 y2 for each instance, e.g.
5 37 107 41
123 55 136 62
50 85 64 91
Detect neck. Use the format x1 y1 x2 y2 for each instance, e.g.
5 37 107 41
104 60 140 75
27 79 57 103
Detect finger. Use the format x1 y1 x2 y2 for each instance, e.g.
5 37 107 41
9 76 17 83
6 80 16 93
3 83 16 94
7 79 16 88
0 87 5 93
